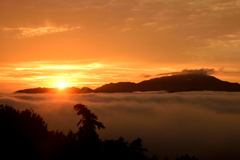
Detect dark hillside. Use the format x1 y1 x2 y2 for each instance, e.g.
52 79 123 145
14 74 240 93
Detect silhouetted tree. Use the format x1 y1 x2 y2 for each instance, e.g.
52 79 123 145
0 104 49 160
72 104 106 159
176 154 199 160
129 138 148 160
1 103 197 160
103 137 149 160
74 103 105 142
103 137 131 160
66 130 77 146
164 157 169 160
150 155 159 160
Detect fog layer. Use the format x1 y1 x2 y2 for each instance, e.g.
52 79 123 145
1 91 240 160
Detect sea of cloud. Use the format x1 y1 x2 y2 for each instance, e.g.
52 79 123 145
1 91 240 160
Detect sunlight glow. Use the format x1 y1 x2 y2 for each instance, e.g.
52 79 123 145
56 83 67 89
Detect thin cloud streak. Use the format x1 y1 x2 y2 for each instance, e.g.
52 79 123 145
1 0 240 74
140 68 225 79
0 61 178 92
0 61 235 93
157 68 219 76
2 26 81 38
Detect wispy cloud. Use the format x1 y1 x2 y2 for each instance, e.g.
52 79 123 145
157 68 218 76
0 61 111 90
1 0 240 92
140 68 225 79
2 26 81 38
1 0 240 63
0 61 157 91
139 73 152 78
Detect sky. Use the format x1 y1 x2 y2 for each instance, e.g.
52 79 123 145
1 91 240 160
1 0 240 92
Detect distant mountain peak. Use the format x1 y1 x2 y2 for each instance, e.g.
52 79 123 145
14 87 93 94
14 74 240 94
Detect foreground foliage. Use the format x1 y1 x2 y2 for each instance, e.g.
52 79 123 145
0 104 198 160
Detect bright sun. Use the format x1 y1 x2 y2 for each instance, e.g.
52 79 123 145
56 83 67 89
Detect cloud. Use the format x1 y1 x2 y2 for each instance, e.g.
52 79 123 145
1 92 240 160
0 61 121 91
2 26 81 38
2 0 240 68
179 68 216 75
139 73 152 78
156 68 224 77
140 68 224 79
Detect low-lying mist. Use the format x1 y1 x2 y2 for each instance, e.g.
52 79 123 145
1 91 240 160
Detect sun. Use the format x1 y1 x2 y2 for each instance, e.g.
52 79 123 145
56 83 67 89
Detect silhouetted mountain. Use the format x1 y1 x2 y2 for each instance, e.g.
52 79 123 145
95 74 240 93
14 74 240 94
137 74 240 92
94 82 137 93
15 87 93 94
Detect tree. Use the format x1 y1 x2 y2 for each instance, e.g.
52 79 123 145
1 103 190 160
0 104 49 160
73 103 105 142
72 104 106 159
130 138 148 160
176 154 199 160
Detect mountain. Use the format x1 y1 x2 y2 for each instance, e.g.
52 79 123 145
14 87 93 94
94 74 240 93
14 74 240 94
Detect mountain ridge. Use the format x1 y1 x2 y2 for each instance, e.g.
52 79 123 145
14 74 240 94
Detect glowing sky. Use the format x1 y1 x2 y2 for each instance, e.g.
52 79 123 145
1 0 240 92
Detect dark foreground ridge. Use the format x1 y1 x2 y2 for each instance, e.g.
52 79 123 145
0 104 199 160
14 74 240 94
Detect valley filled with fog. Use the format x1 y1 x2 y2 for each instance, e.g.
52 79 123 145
1 91 240 160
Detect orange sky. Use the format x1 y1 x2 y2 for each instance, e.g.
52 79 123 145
1 0 240 93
